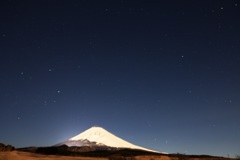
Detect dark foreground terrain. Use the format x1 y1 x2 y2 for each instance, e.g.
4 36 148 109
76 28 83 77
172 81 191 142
0 151 235 160
0 143 235 160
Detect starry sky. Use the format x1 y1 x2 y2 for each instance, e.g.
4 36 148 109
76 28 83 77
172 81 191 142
1 0 240 157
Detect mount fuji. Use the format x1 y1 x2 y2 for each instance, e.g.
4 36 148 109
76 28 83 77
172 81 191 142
55 126 164 153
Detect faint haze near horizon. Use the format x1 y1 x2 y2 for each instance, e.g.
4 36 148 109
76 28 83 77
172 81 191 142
0 0 240 158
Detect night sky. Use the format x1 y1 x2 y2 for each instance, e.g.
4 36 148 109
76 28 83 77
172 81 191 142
1 0 240 157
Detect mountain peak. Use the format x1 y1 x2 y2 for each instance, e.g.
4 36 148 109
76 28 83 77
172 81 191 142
57 126 165 153
69 126 110 141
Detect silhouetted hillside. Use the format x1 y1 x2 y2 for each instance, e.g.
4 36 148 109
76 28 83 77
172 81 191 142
0 143 14 151
35 145 163 157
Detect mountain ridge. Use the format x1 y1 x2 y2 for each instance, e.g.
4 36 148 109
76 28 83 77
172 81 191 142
55 126 165 154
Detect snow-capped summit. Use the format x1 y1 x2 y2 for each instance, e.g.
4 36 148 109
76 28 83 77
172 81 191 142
56 126 164 153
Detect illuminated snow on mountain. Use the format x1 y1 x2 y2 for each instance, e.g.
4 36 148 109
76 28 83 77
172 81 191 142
57 126 164 153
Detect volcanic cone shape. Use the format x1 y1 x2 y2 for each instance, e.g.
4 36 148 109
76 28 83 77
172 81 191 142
57 126 162 153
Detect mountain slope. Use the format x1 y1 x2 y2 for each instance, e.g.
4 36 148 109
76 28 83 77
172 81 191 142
56 126 164 153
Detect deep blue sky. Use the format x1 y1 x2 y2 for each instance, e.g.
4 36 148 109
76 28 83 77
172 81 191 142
1 0 240 157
